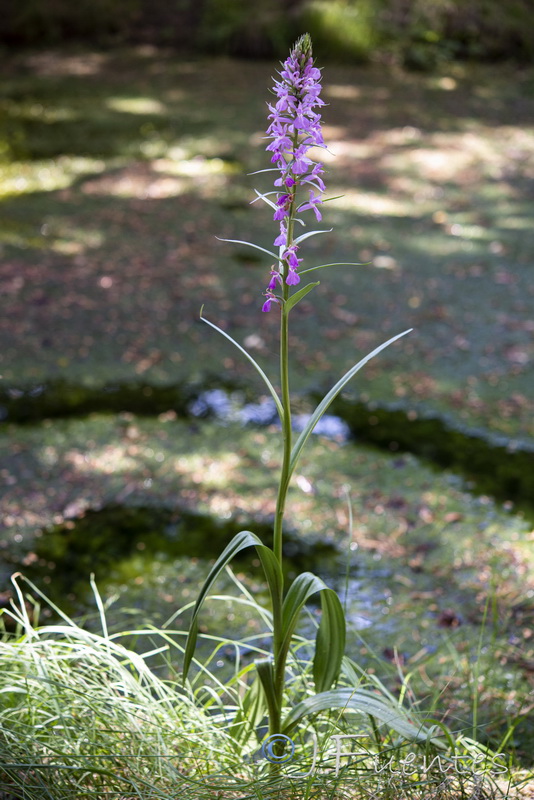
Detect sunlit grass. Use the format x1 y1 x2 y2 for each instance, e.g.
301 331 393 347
1 573 530 799
106 96 167 115
0 157 107 198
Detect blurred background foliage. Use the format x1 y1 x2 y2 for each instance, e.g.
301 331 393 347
1 0 533 68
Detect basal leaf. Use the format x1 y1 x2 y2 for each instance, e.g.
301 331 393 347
313 588 346 693
278 573 344 693
256 658 280 723
281 572 325 655
182 531 283 683
282 688 443 745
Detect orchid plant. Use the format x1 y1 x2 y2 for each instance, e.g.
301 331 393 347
182 34 434 763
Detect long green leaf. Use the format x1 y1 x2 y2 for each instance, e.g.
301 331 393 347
289 329 412 476
281 572 325 658
216 236 280 261
313 589 346 693
285 282 320 313
282 688 442 744
200 314 284 423
299 261 365 275
182 531 283 683
278 573 344 694
293 229 332 246
256 548 284 625
256 658 280 725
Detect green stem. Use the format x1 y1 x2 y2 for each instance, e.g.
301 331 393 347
269 296 290 745
270 174 298 744
272 155 297 567
272 297 291 567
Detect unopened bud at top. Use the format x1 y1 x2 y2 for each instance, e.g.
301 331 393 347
292 33 313 66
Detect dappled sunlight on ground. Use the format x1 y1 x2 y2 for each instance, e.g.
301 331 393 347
23 51 111 77
0 157 106 198
331 188 411 217
1 416 532 588
79 157 234 200
106 96 167 115
0 52 533 433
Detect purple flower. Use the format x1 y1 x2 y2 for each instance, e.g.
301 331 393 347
282 245 301 271
267 270 282 290
273 223 287 247
286 269 300 286
262 33 326 308
302 163 326 193
262 291 281 313
298 190 323 221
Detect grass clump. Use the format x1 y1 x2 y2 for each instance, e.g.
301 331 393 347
0 580 229 798
1 574 530 800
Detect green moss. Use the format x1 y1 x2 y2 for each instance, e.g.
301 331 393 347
28 502 338 606
330 396 534 515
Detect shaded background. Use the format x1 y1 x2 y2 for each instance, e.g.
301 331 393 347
1 0 534 66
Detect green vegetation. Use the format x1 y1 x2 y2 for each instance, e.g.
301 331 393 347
2 1 534 64
1 573 531 799
300 1 380 63
1 416 533 769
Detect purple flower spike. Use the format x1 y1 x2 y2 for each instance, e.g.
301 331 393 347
262 33 326 309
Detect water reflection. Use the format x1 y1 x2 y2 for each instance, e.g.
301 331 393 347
189 389 351 440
